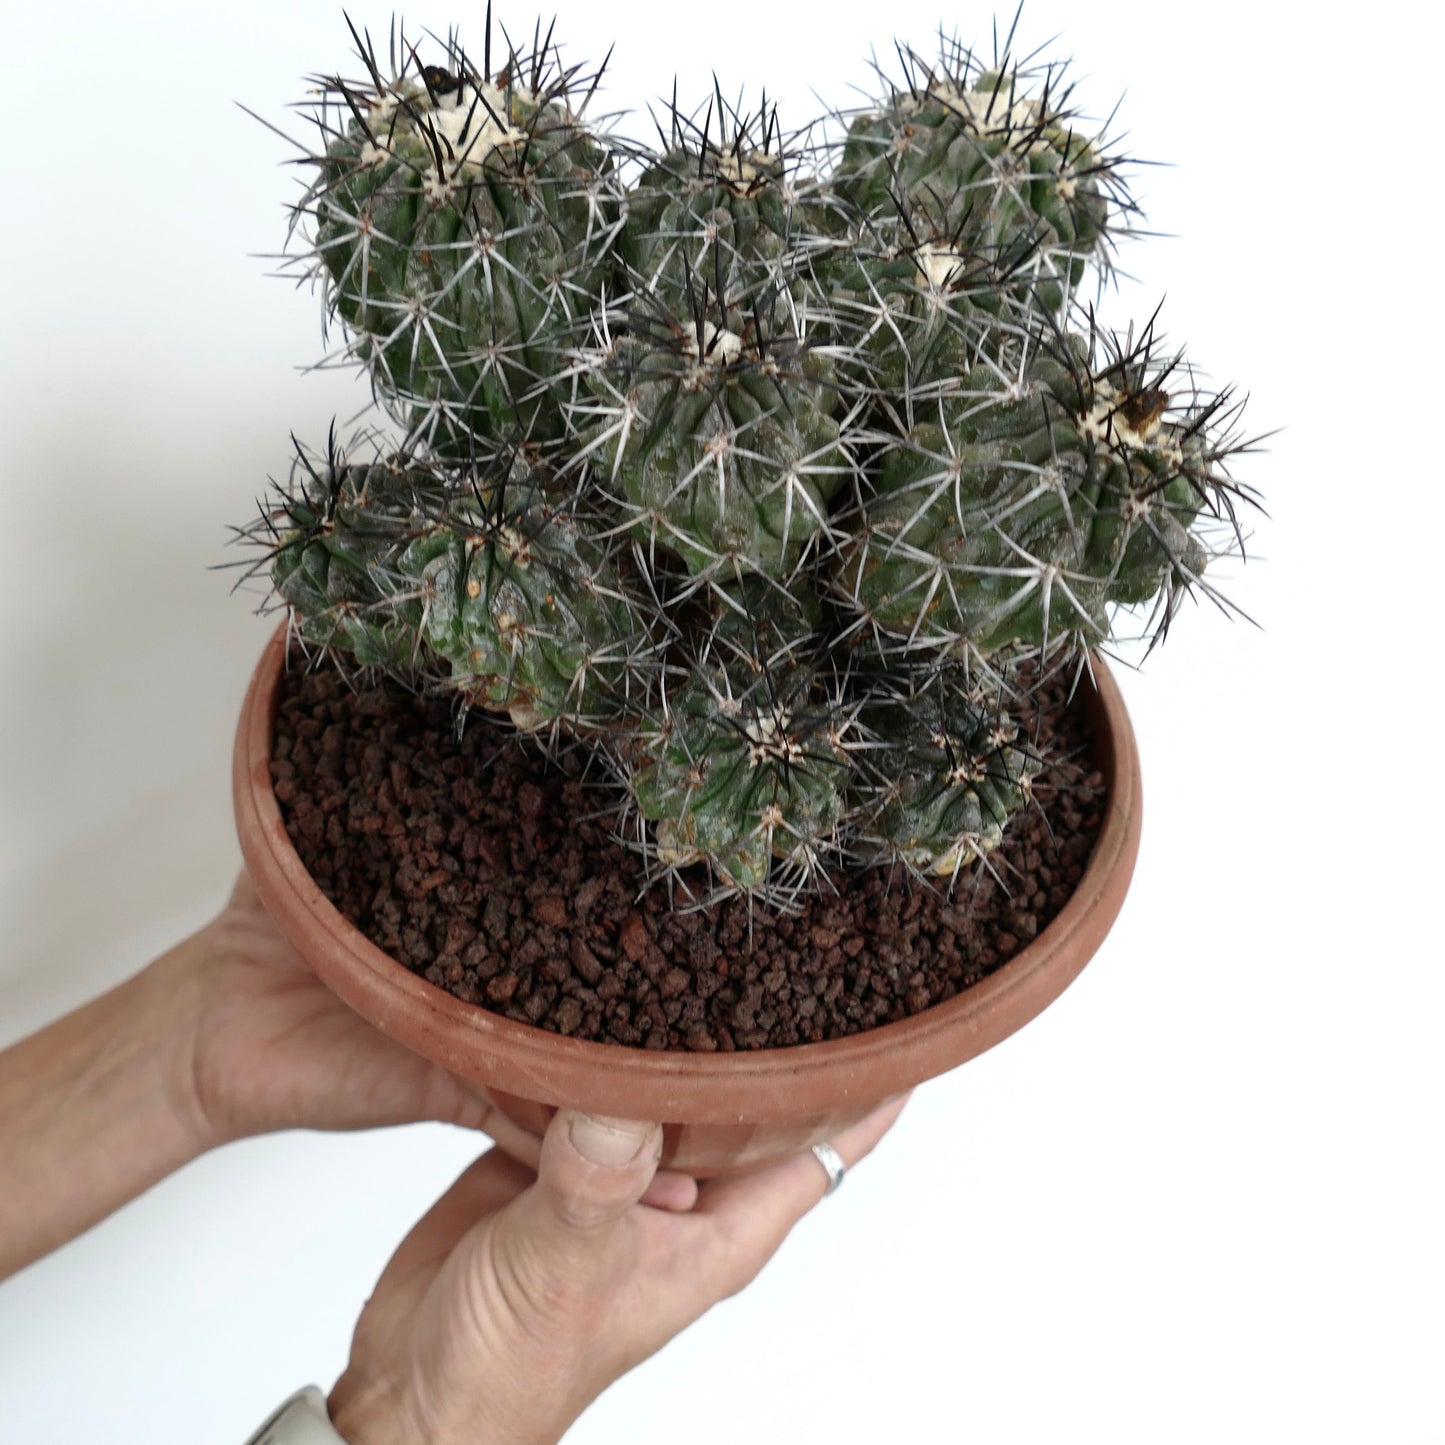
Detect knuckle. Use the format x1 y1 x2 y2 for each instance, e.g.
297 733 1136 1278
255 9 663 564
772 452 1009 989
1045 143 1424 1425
550 1188 614 1232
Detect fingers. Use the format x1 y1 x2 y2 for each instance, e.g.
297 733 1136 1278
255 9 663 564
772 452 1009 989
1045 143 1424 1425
699 1093 910 1217
532 1111 663 1235
352 1109 683 1308
438 1082 544 1163
475 1109 662 1306
687 1093 912 1298
468 1103 697 1211
640 1170 700 1212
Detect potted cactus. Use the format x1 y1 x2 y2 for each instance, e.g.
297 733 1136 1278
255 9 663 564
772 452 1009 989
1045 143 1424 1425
232 15 1254 1172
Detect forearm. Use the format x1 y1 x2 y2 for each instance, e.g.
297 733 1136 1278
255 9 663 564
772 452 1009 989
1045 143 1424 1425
0 939 206 1280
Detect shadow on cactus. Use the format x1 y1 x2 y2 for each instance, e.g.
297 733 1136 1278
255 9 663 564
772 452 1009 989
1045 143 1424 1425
233 10 1261 907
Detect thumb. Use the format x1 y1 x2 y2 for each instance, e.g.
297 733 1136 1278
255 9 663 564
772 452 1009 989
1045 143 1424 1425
501 1111 662 1285
539 1110 662 1229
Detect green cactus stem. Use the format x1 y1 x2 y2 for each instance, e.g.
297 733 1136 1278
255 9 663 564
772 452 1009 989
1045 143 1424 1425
238 16 1259 905
831 31 1134 314
617 85 832 285
834 320 1249 659
849 665 1043 876
627 582 852 891
298 18 621 457
578 263 850 580
259 433 647 730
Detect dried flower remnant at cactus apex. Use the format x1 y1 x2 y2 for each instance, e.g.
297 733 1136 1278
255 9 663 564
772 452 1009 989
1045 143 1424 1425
236 9 1260 905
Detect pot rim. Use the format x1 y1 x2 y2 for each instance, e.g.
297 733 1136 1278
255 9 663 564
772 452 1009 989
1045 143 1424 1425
234 625 1141 1121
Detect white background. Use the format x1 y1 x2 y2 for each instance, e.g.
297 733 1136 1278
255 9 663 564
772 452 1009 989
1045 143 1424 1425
1 1 1441 1441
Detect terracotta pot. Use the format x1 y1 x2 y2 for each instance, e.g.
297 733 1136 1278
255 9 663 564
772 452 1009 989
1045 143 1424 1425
234 628 1142 1175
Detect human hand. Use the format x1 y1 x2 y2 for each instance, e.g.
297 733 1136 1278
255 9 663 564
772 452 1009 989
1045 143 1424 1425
0 866 694 1281
170 869 533 1155
327 1095 910 1445
172 871 698 1207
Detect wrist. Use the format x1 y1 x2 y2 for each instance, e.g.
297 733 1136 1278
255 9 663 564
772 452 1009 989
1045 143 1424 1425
327 1369 425 1445
138 923 232 1157
245 1386 349 1444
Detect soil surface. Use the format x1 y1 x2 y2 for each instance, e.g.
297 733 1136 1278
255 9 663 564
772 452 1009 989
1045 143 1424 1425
270 663 1106 1051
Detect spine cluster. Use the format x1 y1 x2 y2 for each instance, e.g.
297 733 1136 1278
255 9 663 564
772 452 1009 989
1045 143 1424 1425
240 15 1257 903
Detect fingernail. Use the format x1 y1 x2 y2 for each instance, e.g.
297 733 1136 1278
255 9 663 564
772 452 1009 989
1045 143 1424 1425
569 1112 652 1167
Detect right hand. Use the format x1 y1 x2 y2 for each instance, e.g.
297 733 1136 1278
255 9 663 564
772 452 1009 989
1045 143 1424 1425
328 1096 910 1445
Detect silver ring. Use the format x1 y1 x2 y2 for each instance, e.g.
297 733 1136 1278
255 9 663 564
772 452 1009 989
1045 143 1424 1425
811 1141 846 1197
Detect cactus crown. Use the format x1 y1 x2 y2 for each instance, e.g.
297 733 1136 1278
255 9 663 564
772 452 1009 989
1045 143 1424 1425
237 12 1258 905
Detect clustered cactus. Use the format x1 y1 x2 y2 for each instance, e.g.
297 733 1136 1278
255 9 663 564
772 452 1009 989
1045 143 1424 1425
241 12 1255 903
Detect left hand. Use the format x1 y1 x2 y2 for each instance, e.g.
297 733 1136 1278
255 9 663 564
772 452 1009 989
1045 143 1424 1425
171 869 535 1155
0 866 693 1281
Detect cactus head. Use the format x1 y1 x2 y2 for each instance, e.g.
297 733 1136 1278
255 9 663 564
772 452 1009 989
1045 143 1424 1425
296 17 621 461
258 430 648 731
619 87 807 279
627 579 853 894
833 318 1250 662
830 31 1135 317
579 252 848 583
849 664 1043 878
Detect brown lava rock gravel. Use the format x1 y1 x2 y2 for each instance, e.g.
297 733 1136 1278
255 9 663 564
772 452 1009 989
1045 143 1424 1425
270 664 1106 1051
